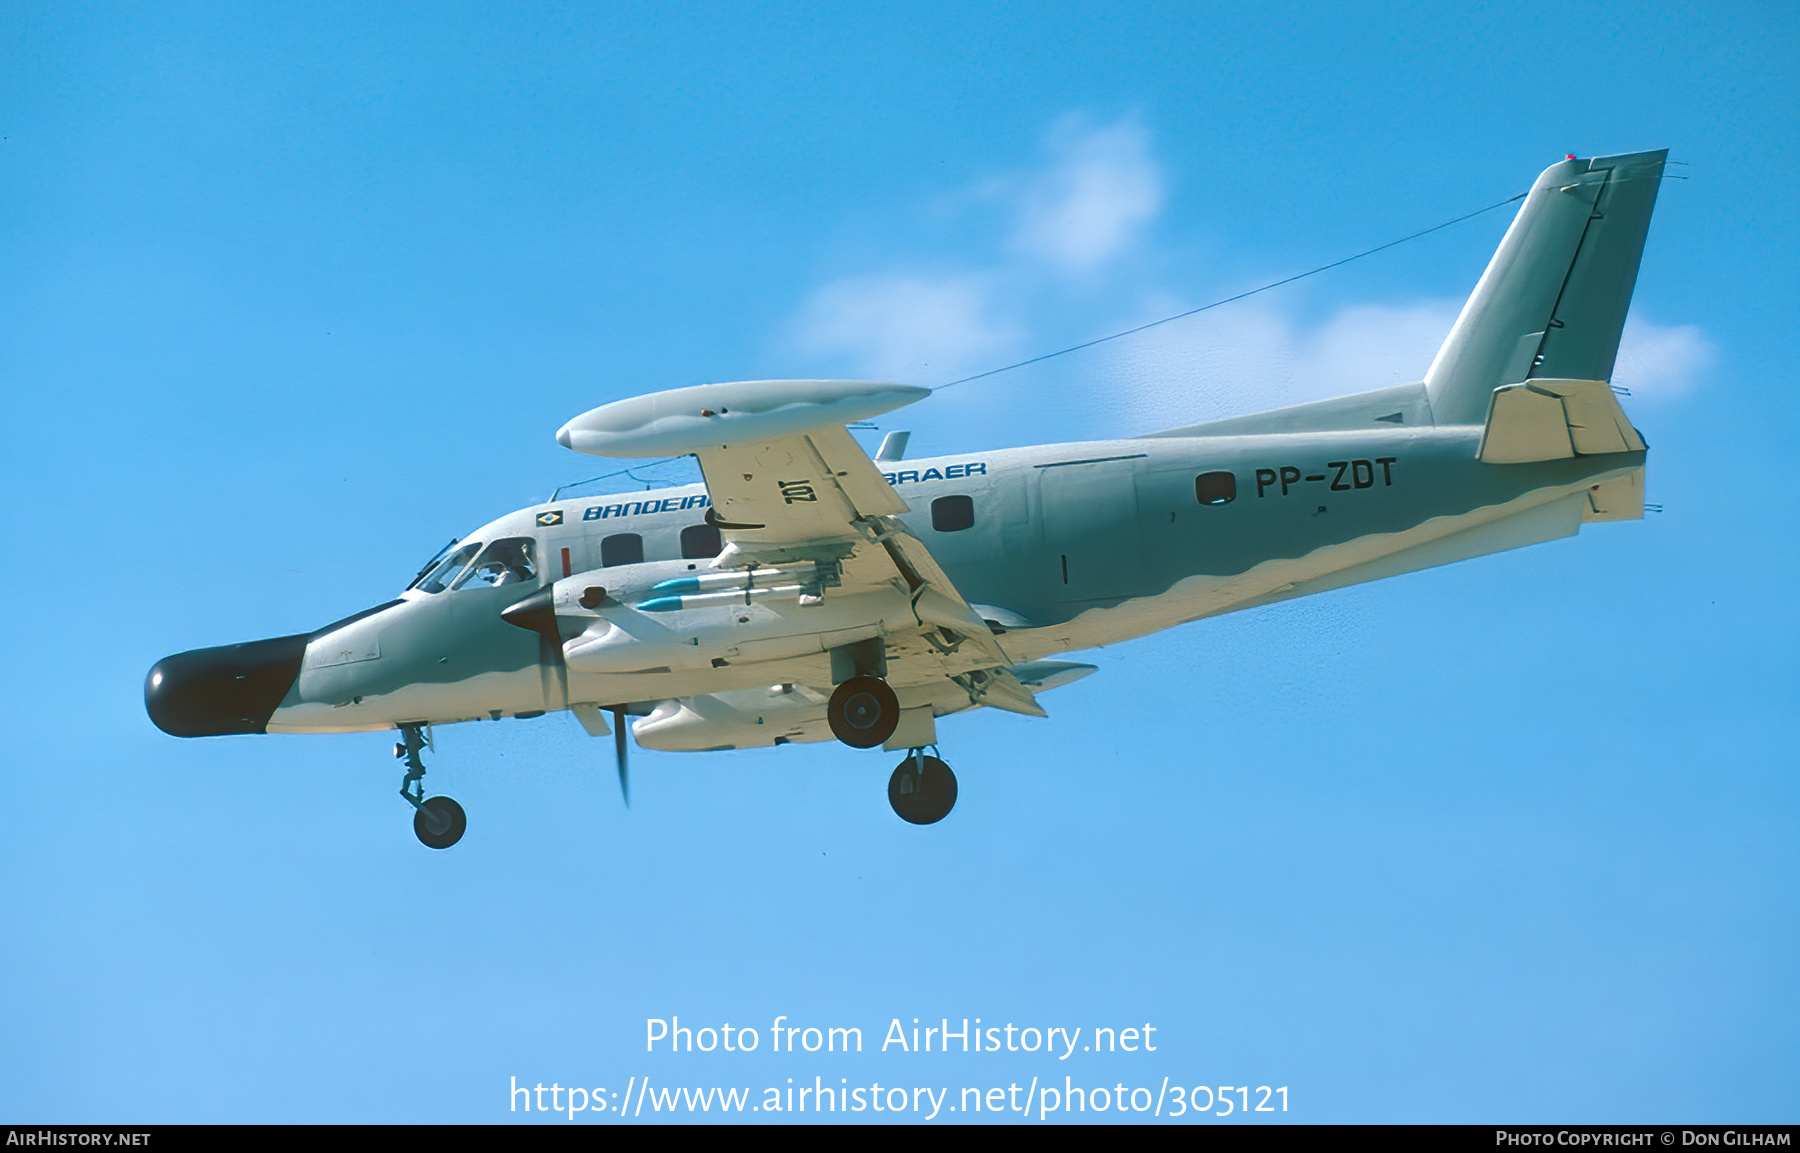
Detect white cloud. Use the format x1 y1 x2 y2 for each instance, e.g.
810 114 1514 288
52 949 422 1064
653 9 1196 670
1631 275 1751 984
1009 114 1164 272
1092 303 1715 436
1096 299 1461 436
1614 316 1715 399
784 113 1162 382
1295 300 1465 399
781 115 1712 421
788 272 1021 383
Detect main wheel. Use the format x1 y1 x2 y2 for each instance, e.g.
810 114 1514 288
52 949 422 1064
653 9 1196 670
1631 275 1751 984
888 755 957 825
827 675 900 748
413 795 467 849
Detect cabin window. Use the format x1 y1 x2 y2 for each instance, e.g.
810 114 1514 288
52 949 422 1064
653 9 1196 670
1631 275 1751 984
452 537 538 590
601 533 644 567
1196 471 1236 506
418 543 481 594
681 523 723 559
931 495 976 533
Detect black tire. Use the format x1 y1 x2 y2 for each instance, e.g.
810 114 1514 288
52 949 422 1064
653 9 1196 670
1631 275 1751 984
413 795 467 849
827 675 900 748
888 755 957 825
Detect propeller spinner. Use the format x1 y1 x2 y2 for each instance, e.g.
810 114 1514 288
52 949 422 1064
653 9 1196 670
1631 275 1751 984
498 585 569 712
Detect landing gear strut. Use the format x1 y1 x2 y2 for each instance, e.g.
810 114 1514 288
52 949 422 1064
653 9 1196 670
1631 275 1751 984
396 723 466 849
888 749 957 825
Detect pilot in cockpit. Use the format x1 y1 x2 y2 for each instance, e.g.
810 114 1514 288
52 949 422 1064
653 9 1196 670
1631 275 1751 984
473 559 518 587
468 538 537 589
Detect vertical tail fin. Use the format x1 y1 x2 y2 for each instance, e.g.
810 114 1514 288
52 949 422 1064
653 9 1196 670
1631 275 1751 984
1425 149 1667 426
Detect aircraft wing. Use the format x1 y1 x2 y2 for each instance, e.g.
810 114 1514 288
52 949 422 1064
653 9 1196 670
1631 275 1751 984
699 421 906 542
557 380 1013 675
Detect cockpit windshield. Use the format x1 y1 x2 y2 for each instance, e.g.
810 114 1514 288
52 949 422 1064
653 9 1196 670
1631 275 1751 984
416 543 481 594
450 537 538 590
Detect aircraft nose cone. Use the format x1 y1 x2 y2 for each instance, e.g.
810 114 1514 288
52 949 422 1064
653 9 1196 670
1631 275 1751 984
555 425 573 449
145 634 310 737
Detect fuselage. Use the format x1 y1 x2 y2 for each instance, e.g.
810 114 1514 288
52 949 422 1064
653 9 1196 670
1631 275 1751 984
140 149 1667 844
145 416 1642 740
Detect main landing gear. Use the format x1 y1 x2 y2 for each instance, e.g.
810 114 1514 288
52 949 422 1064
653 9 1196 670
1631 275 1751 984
396 723 466 849
826 675 900 748
825 646 957 824
824 676 957 824
889 749 957 825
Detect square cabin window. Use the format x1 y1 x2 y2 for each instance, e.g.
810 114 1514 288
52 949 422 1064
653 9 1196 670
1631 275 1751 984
600 533 644 567
1196 471 1237 505
680 523 722 559
931 495 976 532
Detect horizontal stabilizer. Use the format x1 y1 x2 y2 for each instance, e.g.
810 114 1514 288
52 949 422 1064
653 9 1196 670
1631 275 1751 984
1581 467 1645 522
1478 378 1646 463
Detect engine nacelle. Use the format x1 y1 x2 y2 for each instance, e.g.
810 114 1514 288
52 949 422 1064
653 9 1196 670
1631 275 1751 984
632 688 832 752
551 564 916 676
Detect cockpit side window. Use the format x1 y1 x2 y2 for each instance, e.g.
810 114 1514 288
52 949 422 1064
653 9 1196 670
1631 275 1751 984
452 537 539 590
418 543 481 594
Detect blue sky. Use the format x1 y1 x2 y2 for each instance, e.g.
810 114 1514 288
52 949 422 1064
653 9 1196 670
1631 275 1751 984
2 0 1795 1124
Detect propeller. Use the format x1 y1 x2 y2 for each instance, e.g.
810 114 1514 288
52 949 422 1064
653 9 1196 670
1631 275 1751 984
501 587 633 808
499 586 569 713
612 706 630 807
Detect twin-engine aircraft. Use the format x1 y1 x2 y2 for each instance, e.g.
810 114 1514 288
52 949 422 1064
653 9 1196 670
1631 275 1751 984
147 150 1667 846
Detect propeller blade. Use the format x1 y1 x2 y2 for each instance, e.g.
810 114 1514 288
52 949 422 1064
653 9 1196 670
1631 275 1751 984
538 633 570 712
501 586 569 712
506 588 624 805
612 705 630 808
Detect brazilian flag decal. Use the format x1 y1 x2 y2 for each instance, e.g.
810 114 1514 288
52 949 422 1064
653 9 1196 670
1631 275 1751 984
536 510 564 527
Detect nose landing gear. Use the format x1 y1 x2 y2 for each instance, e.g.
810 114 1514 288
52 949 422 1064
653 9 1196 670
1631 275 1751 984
412 795 467 850
396 723 466 849
888 749 956 825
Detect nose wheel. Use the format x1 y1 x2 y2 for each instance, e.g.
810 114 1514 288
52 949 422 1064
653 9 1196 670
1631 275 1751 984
888 750 956 825
396 723 467 849
413 796 467 849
